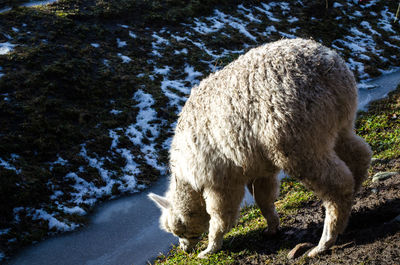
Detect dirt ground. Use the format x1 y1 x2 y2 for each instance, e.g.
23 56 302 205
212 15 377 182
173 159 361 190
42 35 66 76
228 174 400 265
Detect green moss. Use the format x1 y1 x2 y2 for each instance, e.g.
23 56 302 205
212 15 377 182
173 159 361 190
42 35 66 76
356 85 400 160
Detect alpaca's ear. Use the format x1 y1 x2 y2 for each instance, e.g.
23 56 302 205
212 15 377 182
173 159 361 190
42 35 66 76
148 193 171 209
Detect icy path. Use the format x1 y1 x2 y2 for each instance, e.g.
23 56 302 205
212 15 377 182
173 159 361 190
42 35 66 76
7 71 400 265
358 70 400 111
6 177 176 265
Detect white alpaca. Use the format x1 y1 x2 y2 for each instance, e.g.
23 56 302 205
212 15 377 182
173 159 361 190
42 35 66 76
149 38 372 258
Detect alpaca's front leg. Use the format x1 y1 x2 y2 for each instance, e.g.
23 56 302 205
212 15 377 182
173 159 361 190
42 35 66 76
197 215 225 258
198 186 244 258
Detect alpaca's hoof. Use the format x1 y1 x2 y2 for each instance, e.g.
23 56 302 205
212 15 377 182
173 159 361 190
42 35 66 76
307 246 326 257
198 244 220 258
179 238 197 252
198 249 211 259
262 227 280 238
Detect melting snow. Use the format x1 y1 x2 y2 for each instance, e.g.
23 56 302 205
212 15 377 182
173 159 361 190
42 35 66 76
0 42 16 55
333 2 343 8
110 109 123 115
0 228 10 235
174 48 188 55
360 21 381 36
117 38 127 48
58 206 86 216
0 155 21 174
287 16 299 23
184 65 202 85
255 3 281 22
129 31 137 38
118 53 132 63
33 209 78 232
154 65 170 75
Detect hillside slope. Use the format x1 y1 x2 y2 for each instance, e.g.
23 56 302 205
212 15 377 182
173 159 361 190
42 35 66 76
0 0 399 262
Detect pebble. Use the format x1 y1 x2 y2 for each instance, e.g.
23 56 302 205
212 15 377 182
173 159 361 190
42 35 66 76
287 242 314 259
372 172 398 182
370 158 380 165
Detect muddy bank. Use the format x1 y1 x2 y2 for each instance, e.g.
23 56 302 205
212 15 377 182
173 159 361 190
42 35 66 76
241 175 400 265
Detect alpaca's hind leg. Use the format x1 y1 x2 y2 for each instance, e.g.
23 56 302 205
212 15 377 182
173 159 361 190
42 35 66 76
247 173 280 236
335 129 372 193
198 185 245 258
308 154 354 257
283 152 355 257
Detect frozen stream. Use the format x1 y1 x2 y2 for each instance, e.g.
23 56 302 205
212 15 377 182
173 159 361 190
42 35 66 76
6 70 400 265
0 0 58 13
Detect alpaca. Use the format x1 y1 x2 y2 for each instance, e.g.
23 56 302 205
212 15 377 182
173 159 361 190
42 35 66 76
149 38 372 258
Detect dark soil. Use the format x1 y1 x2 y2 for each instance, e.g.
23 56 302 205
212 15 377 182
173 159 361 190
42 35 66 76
230 174 400 265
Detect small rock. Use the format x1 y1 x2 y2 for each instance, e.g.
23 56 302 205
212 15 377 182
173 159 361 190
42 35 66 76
287 242 314 259
372 172 398 182
370 158 381 166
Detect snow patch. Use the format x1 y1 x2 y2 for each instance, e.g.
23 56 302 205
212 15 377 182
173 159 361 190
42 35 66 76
118 53 132 63
287 16 299 23
117 38 127 48
264 25 277 35
238 4 262 23
360 21 381 36
0 42 16 55
59 206 86 216
194 10 257 42
50 190 64 200
174 48 188 55
0 228 10 235
154 65 170 75
129 31 137 38
255 3 281 22
110 109 123 115
33 209 78 232
184 65 202 85
152 32 170 57
333 2 343 8
0 155 20 174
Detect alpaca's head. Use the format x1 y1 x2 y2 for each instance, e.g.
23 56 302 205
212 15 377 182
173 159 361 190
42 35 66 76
148 192 209 251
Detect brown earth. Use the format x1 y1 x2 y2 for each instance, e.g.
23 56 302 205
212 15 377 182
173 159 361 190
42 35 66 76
228 174 400 265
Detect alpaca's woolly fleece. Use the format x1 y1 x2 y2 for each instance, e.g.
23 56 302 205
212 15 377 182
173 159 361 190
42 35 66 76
171 38 357 189
150 38 372 258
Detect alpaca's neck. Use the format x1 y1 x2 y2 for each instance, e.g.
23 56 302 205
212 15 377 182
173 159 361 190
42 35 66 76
172 177 205 211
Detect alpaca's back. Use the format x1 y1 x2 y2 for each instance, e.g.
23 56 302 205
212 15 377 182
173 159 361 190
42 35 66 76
171 38 358 186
